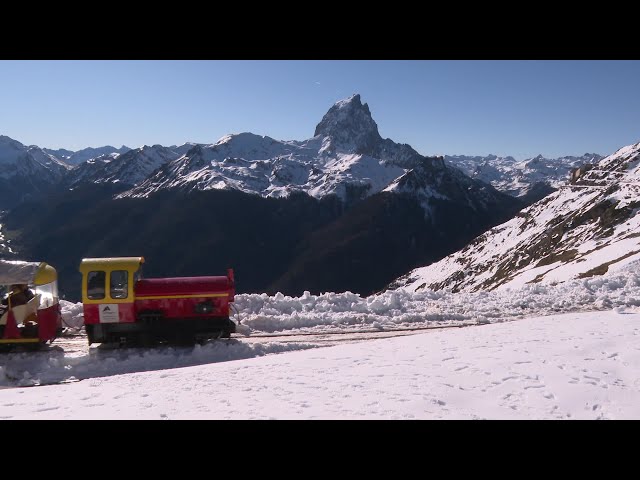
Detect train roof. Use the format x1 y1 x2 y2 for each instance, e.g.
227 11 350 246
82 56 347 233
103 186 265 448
79 257 145 273
0 260 57 286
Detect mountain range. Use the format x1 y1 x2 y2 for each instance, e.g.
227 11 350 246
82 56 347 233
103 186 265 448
44 145 131 166
0 94 528 300
0 96 595 210
445 153 604 197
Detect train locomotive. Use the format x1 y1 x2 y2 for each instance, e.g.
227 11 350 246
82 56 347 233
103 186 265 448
79 257 236 345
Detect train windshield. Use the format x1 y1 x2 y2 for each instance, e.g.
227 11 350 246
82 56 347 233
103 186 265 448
34 281 59 309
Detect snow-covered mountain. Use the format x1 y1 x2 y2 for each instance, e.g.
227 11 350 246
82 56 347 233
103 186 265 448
446 153 604 198
391 141 640 293
116 93 423 202
65 145 183 187
45 145 131 166
168 142 205 156
0 135 71 178
42 147 74 161
0 135 73 207
117 95 513 216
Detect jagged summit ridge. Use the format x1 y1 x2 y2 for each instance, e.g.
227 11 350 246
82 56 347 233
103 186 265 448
313 94 382 154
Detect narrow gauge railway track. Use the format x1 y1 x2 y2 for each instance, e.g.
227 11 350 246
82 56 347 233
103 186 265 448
51 321 483 352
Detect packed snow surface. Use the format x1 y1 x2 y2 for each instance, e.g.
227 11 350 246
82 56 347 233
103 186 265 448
0 261 638 419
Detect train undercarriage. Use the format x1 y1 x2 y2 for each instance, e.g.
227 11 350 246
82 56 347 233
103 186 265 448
85 316 237 346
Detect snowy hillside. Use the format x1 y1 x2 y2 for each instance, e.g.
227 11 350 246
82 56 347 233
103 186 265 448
392 141 640 292
446 153 603 197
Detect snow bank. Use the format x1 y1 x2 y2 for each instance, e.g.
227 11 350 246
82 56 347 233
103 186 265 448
60 300 84 330
234 264 640 333
57 263 640 335
0 339 319 388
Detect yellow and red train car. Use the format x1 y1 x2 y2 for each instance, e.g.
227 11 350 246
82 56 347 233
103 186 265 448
79 257 236 345
0 260 63 349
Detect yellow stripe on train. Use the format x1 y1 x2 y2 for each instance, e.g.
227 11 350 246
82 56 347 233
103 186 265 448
0 338 40 344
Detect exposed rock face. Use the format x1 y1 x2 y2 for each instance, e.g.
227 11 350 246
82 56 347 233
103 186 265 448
314 94 383 155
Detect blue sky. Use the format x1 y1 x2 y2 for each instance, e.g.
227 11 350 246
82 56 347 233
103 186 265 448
1 60 639 159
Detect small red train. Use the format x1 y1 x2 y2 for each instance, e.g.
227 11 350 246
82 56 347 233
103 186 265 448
79 257 236 345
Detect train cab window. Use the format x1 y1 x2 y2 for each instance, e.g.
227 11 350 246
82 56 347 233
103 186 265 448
110 270 128 299
87 271 106 300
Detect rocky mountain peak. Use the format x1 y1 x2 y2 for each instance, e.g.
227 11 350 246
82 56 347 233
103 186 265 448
314 94 382 153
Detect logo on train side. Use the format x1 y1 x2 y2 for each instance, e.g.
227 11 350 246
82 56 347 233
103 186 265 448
99 304 120 323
